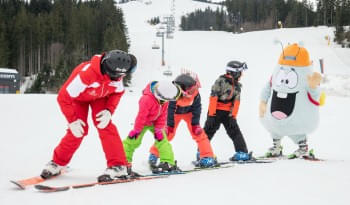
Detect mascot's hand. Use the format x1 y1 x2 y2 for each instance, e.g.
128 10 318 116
307 72 322 89
259 101 267 118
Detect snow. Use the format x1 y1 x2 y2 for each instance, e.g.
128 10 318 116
0 68 18 74
1 0 350 204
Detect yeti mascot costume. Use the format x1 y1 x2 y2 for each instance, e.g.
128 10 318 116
259 43 324 158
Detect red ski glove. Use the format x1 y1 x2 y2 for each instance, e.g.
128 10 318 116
154 129 164 141
128 129 141 139
166 126 174 136
192 125 203 136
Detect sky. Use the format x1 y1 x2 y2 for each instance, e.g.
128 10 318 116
0 0 349 204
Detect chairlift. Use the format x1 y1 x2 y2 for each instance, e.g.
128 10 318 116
152 41 160 49
163 68 173 76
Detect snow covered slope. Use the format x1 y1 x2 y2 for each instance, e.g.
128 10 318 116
0 0 349 204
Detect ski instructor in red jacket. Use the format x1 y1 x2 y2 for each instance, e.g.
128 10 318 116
40 49 137 182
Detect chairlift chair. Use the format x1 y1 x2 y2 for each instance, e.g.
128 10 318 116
163 69 173 76
152 41 160 49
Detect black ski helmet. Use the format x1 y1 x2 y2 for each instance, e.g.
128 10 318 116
226 60 247 79
101 49 137 79
173 74 197 92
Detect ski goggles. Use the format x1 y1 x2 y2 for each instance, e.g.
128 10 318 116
129 65 137 74
107 72 123 81
225 62 248 73
109 65 137 81
181 84 198 97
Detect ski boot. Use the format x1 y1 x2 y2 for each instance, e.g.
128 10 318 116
148 153 158 169
98 165 128 182
198 157 218 168
196 150 200 162
302 149 322 161
308 149 316 159
288 140 308 159
126 163 142 178
265 139 283 158
230 151 251 161
151 161 181 174
40 161 65 179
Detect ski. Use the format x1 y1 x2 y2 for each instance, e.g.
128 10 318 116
226 159 275 164
288 154 324 161
192 159 274 167
10 169 67 190
227 152 276 164
229 151 276 164
184 163 235 173
11 177 47 190
258 155 324 161
35 175 169 193
147 162 235 177
289 149 325 161
258 149 324 161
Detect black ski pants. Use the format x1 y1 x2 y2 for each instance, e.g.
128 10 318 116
204 110 248 153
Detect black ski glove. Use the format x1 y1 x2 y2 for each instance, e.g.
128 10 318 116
205 116 216 130
228 118 237 129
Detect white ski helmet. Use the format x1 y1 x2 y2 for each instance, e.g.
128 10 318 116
154 81 181 101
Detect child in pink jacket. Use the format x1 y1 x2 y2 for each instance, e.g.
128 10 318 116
123 81 181 173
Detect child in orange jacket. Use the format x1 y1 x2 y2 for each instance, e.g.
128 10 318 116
148 73 216 168
204 61 251 161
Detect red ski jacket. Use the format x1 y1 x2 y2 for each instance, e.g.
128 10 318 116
57 55 125 123
133 82 169 131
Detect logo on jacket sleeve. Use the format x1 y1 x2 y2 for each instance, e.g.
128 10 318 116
109 80 124 93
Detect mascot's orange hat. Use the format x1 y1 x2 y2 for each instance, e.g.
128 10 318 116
278 43 311 67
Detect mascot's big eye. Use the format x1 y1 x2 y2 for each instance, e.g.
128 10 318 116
275 70 285 87
285 70 298 88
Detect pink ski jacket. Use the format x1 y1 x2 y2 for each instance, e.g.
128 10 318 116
57 54 125 123
133 82 168 131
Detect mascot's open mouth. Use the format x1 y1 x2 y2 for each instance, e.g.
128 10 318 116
270 90 298 120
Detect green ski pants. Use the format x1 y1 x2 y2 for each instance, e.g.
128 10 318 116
123 126 175 165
